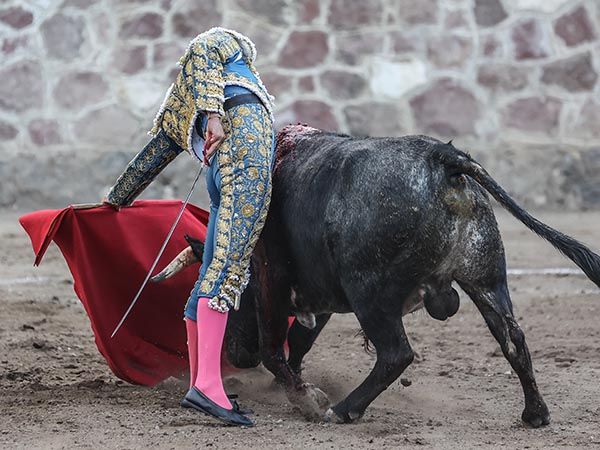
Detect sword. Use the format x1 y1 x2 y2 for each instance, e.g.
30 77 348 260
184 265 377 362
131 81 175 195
111 165 204 338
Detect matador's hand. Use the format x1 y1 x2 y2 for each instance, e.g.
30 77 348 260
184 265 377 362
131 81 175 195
101 195 121 210
204 114 225 163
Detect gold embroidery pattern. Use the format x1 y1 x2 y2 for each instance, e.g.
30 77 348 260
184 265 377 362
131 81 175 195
196 103 274 312
106 131 183 206
148 29 274 158
152 73 196 150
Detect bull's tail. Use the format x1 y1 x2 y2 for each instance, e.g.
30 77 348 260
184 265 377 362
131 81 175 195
434 143 600 288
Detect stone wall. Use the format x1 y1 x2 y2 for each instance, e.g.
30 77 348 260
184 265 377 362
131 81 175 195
1 0 600 210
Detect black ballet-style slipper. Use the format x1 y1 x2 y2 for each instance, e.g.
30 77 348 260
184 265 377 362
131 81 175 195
181 387 254 427
227 394 254 415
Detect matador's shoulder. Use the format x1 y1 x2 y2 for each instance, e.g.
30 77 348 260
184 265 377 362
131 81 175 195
186 28 243 62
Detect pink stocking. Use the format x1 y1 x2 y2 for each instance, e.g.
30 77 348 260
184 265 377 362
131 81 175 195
193 297 232 409
185 318 198 389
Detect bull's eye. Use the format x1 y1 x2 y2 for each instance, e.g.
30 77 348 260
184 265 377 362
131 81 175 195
450 174 466 187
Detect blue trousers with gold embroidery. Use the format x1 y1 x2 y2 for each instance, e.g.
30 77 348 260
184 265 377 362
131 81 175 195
185 103 274 319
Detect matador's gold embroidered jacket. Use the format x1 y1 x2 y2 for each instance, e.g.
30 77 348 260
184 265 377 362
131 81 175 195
150 27 274 157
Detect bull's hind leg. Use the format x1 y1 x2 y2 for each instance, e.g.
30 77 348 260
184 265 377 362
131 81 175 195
461 280 550 428
326 297 414 423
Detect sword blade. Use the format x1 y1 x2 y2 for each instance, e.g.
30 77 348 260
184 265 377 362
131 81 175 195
111 165 204 338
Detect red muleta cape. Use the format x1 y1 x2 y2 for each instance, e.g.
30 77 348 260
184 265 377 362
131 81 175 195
19 200 209 386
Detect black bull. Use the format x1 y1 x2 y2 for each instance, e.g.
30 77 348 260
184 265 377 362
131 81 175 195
157 128 600 427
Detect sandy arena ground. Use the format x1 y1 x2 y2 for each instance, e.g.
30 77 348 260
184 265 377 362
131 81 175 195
1 208 599 450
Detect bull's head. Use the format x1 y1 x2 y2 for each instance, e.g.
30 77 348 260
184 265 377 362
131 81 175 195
151 235 204 282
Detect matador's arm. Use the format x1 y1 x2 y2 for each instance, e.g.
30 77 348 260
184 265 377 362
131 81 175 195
182 31 241 116
104 130 184 207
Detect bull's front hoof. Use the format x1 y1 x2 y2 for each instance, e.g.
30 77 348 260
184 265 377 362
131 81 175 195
324 408 345 424
324 406 362 424
521 406 551 428
288 383 330 421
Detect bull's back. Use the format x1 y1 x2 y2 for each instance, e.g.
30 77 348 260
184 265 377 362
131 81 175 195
275 133 441 222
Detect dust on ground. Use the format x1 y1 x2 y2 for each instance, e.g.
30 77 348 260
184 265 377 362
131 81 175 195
1 209 599 450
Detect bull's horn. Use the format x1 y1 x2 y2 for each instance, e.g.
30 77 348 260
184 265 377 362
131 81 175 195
151 246 198 282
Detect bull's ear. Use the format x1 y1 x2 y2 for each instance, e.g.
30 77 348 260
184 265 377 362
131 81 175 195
446 139 454 146
184 234 205 261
